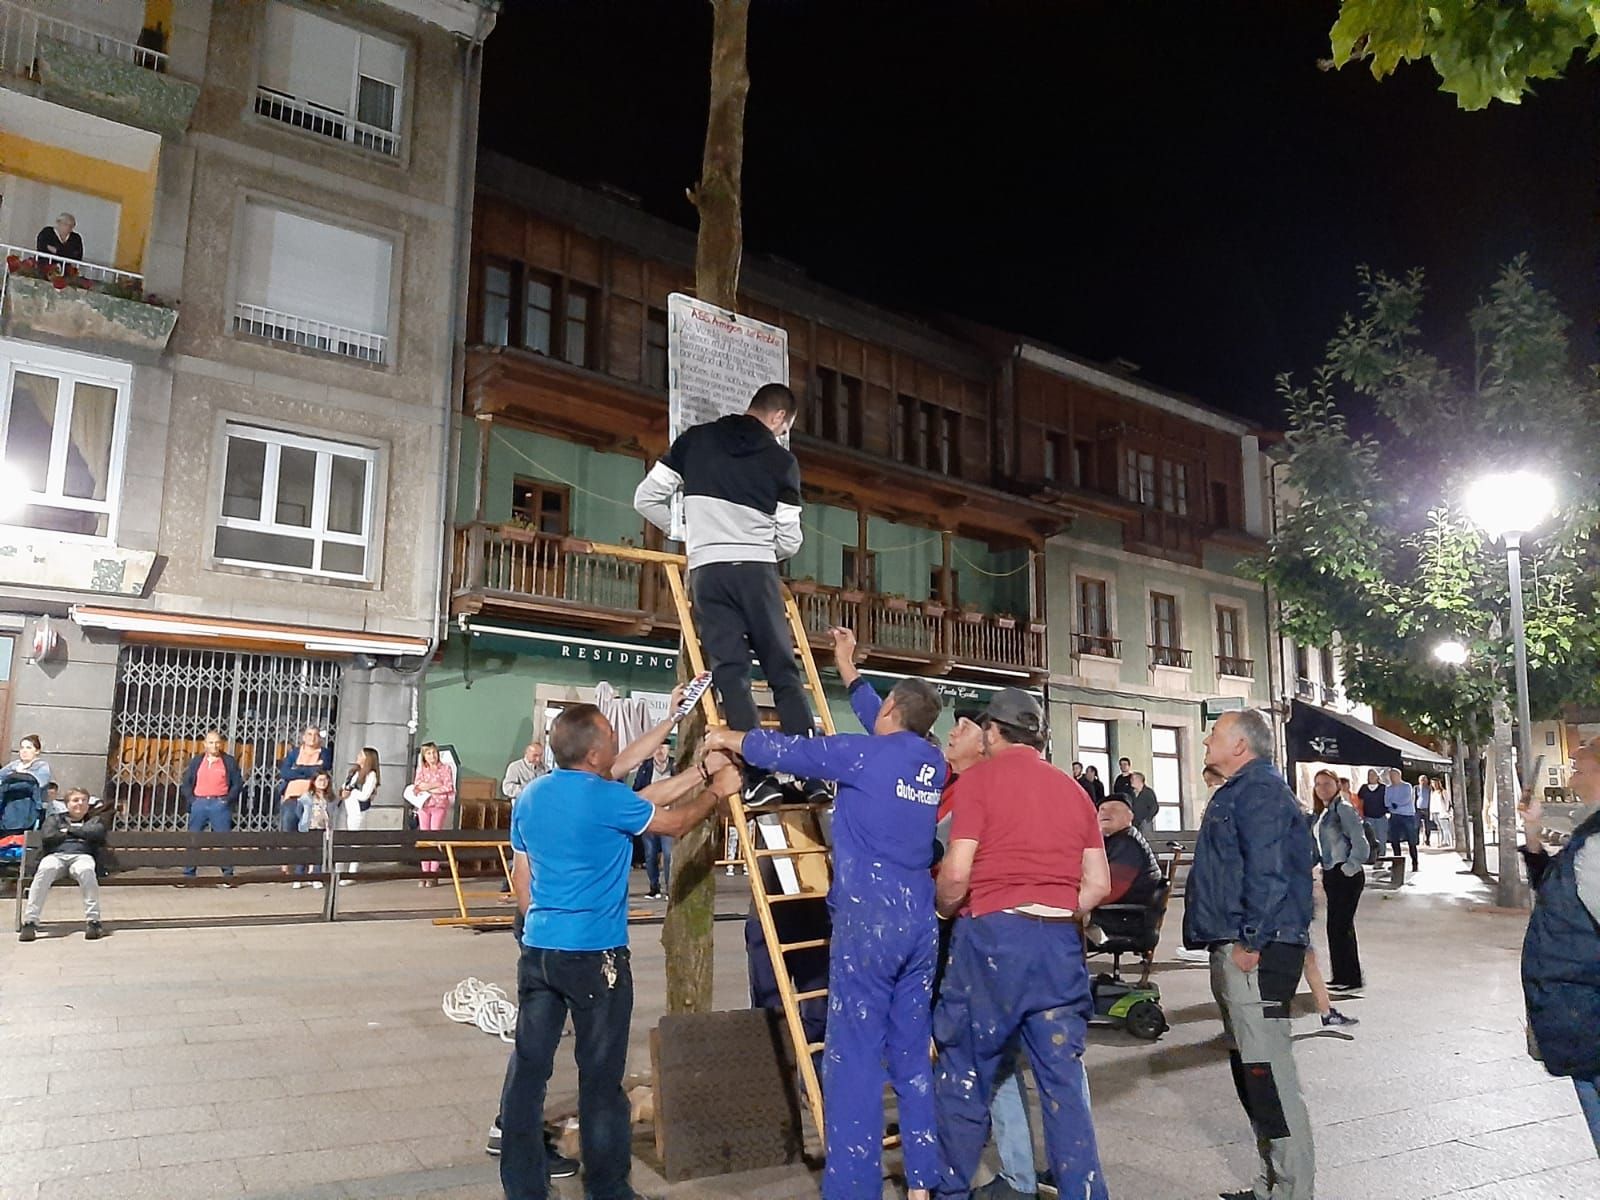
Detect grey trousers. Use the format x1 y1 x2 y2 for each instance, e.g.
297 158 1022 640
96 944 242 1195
1210 945 1314 1199
25 852 101 924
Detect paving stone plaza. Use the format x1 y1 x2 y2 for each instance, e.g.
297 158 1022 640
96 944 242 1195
1 849 1595 1200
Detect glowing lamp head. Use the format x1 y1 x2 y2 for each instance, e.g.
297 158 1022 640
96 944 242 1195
1463 470 1555 542
1433 640 1469 667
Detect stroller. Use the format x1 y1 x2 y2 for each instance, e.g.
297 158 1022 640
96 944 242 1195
0 770 46 867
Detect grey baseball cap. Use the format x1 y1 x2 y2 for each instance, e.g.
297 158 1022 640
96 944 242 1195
979 688 1042 733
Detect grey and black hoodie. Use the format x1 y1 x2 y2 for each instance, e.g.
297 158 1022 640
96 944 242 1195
634 414 803 569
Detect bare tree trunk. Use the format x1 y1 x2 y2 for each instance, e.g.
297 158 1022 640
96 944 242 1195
1491 695 1528 908
662 0 752 1016
1465 742 1488 875
688 0 750 309
1449 737 1469 863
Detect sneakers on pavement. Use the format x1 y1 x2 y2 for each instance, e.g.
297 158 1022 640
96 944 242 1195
1174 947 1211 963
483 1123 578 1178
85 921 104 941
643 891 663 901
18 922 36 942
1322 1007 1359 1028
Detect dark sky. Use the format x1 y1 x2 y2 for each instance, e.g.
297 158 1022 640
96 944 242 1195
480 0 1599 426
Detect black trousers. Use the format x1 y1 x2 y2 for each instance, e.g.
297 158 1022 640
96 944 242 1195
1321 865 1365 989
690 561 813 735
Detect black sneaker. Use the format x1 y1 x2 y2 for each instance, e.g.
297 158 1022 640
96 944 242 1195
85 921 104 941
1322 1007 1359 1028
743 773 787 809
18 923 36 942
802 777 835 805
547 1143 578 1178
486 1123 500 1156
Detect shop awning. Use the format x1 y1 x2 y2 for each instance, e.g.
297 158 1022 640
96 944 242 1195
459 616 681 674
1286 700 1450 773
70 606 431 658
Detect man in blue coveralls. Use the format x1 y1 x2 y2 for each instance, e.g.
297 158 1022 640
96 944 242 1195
706 627 946 1200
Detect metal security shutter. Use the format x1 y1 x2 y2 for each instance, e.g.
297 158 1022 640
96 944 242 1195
107 645 342 831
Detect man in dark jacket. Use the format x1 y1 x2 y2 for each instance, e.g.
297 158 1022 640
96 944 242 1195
1520 738 1600 1152
1126 771 1160 837
1111 757 1135 799
180 729 243 880
1184 709 1315 1200
19 788 106 941
634 383 818 805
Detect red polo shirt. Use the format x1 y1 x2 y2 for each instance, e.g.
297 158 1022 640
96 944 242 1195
195 756 229 798
947 744 1103 916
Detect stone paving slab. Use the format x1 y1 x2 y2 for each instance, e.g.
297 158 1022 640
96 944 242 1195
0 847 1593 1199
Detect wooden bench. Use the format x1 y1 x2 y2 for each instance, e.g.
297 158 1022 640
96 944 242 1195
13 829 328 930
1159 832 1200 896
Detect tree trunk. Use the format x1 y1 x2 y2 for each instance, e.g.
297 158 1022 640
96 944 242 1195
1465 742 1488 875
661 0 752 1015
689 0 750 310
1491 694 1528 908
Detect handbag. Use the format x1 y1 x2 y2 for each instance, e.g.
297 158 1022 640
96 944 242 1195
403 784 427 810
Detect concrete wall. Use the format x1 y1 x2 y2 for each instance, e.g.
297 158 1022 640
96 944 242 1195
8 618 119 795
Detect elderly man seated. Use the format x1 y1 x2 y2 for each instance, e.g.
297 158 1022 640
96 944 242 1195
1087 797 1165 946
19 788 105 942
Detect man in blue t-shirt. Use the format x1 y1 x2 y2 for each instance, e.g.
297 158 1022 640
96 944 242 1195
706 628 946 1200
499 703 736 1200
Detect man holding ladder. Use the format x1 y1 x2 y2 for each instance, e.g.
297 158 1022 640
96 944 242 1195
707 636 945 1200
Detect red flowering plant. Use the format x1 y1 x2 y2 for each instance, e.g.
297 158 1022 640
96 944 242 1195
3 253 171 307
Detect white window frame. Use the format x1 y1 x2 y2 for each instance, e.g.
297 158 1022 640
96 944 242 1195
212 421 379 581
254 0 409 159
1075 717 1113 786
1150 724 1185 830
0 339 131 544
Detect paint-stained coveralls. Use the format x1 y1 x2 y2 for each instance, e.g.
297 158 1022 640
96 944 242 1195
742 678 944 1199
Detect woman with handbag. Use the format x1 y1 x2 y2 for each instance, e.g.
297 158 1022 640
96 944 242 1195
277 726 332 875
337 748 380 882
405 742 454 886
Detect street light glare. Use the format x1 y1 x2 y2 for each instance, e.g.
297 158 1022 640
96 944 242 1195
1433 640 1469 666
1463 470 1556 542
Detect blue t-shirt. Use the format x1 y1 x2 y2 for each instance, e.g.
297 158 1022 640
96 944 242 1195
511 769 655 951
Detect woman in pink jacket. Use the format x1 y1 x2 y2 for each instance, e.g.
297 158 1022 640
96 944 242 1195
407 742 455 885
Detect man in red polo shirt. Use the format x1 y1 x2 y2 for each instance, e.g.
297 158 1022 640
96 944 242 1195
931 689 1110 1200
179 729 243 882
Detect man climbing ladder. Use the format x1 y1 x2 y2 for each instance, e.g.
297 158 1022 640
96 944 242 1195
634 382 823 805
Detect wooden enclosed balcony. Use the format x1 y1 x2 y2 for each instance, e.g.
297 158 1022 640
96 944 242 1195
450 524 1048 678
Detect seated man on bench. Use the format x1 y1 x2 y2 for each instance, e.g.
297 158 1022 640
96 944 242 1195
1087 797 1165 947
19 788 106 942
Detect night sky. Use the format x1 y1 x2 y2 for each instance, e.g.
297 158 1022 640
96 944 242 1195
480 0 1599 427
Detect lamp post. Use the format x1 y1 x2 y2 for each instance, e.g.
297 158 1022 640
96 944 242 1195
1463 470 1555 780
1464 471 1555 907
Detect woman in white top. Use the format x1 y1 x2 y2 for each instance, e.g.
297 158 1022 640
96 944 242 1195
337 747 380 881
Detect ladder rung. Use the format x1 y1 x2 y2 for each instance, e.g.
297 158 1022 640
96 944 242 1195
883 1133 901 1150
778 937 830 953
766 890 827 903
793 987 828 1002
750 846 831 858
746 802 831 814
805 1040 824 1054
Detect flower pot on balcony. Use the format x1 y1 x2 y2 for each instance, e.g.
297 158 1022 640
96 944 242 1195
958 609 984 625
1027 620 1048 635
839 589 866 604
884 595 910 611
921 602 947 619
787 578 822 595
1 274 177 364
995 615 1018 630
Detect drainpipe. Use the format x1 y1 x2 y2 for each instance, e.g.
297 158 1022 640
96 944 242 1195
1264 457 1288 765
400 6 493 754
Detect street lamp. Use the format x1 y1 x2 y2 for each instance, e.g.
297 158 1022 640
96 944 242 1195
1433 640 1468 666
1463 469 1556 781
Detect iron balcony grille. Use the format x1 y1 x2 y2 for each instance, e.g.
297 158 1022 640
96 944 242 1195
1149 644 1192 669
1074 632 1121 658
1217 654 1254 677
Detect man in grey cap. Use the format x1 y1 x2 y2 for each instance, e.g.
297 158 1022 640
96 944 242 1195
932 688 1111 1200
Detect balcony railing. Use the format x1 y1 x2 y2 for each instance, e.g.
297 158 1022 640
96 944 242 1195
1149 644 1192 669
1321 683 1342 706
1295 676 1317 700
1 243 144 290
233 302 388 365
1217 654 1254 678
254 87 401 158
1074 632 1122 659
0 1 167 78
450 526 1046 673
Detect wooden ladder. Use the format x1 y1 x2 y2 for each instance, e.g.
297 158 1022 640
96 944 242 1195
592 542 837 1151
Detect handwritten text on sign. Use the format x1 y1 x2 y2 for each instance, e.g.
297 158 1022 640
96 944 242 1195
667 293 789 443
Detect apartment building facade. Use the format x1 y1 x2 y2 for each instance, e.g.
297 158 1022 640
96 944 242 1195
0 0 494 827
415 157 1280 822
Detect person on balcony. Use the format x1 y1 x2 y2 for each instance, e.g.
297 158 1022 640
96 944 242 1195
36 213 82 262
634 383 820 807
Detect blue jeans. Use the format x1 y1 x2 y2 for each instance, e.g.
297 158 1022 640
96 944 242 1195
991 1047 1039 1193
933 913 1107 1200
500 945 634 1200
1576 1078 1600 1154
279 798 302 833
184 799 234 877
642 833 671 894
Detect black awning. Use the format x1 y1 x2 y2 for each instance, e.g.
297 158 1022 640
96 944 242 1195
1286 700 1450 774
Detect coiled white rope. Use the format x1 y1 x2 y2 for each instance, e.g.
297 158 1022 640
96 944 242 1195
443 977 517 1042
